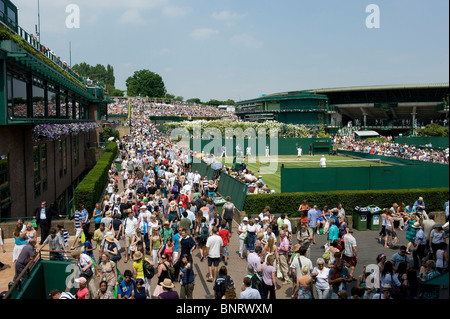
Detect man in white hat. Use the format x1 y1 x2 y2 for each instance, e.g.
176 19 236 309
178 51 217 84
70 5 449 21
412 222 426 269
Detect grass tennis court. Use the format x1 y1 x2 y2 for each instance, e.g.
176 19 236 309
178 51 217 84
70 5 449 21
220 155 392 193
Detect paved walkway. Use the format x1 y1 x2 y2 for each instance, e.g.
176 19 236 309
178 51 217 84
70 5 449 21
1 219 447 299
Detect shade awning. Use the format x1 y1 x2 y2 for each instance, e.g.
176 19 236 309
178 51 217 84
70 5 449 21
355 130 380 137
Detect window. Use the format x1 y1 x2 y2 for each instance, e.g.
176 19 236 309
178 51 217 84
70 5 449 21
47 84 57 117
12 77 28 118
41 144 47 192
33 146 41 198
68 98 73 119
0 154 12 218
32 85 45 118
60 90 67 117
75 100 80 119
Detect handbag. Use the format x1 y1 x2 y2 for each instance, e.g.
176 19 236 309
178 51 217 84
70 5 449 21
276 264 283 279
78 262 93 278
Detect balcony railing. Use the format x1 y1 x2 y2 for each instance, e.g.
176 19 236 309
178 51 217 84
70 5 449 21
0 11 105 90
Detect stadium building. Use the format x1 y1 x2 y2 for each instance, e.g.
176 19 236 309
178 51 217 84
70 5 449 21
0 0 114 219
236 83 449 134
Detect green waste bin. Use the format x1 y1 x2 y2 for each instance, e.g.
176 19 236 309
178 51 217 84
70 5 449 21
352 206 370 231
366 205 382 230
115 157 122 172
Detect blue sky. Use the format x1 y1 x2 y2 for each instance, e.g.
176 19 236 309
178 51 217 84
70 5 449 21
13 0 449 101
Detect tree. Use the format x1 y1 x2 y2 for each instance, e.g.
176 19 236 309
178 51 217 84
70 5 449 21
174 96 184 102
72 63 115 87
186 98 202 104
126 70 166 98
110 89 124 97
417 123 449 137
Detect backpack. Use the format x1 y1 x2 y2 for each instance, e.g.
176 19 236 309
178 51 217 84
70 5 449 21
143 259 155 279
113 204 120 218
251 274 263 292
165 262 176 282
200 223 209 238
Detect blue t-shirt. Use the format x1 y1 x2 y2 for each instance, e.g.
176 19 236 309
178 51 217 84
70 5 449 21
173 233 181 251
93 209 102 224
84 242 94 258
134 286 147 300
118 280 136 298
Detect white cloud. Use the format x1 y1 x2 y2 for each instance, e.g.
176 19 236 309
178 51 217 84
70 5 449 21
230 34 264 49
190 28 218 40
117 9 146 25
212 10 245 21
162 5 191 17
152 48 170 55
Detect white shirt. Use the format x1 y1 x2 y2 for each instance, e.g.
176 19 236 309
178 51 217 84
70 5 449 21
312 266 331 290
343 234 357 257
290 255 313 277
320 157 327 167
40 208 47 220
206 235 223 258
124 217 139 235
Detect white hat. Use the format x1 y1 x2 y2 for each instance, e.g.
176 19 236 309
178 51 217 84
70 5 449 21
140 205 146 209
263 216 269 221
243 217 248 222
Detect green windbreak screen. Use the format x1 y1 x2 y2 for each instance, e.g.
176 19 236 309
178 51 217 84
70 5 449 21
281 165 449 193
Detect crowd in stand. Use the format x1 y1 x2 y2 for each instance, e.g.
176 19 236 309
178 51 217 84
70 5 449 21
335 135 449 164
107 100 237 119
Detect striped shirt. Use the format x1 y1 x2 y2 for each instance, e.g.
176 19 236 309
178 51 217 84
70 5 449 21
59 292 75 299
279 237 289 255
74 211 82 229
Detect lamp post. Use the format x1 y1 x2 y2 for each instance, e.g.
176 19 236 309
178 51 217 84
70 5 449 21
37 0 41 42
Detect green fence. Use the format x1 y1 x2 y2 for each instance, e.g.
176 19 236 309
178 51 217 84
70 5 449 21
191 161 218 180
190 160 248 211
394 137 449 149
281 165 449 193
190 138 332 157
217 172 248 211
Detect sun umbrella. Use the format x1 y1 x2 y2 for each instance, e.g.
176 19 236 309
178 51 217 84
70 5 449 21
211 162 223 170
108 137 115 141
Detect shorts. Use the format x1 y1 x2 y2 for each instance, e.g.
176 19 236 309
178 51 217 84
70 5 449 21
223 245 228 257
198 237 207 246
385 226 393 236
75 228 83 238
208 257 220 267
342 254 357 267
125 234 133 247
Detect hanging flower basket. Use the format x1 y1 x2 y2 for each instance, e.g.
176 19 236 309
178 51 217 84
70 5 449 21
32 122 99 142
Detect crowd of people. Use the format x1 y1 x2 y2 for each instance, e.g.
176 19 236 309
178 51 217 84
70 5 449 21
335 135 449 164
107 100 237 120
3 102 449 301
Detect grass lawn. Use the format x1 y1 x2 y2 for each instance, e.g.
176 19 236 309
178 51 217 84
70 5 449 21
219 155 392 193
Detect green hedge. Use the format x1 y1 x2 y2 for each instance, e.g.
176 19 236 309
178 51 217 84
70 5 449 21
243 188 449 217
74 142 117 214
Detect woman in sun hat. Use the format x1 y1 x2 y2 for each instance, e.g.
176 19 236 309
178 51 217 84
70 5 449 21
430 223 446 260
75 276 90 299
159 278 179 299
132 250 153 296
